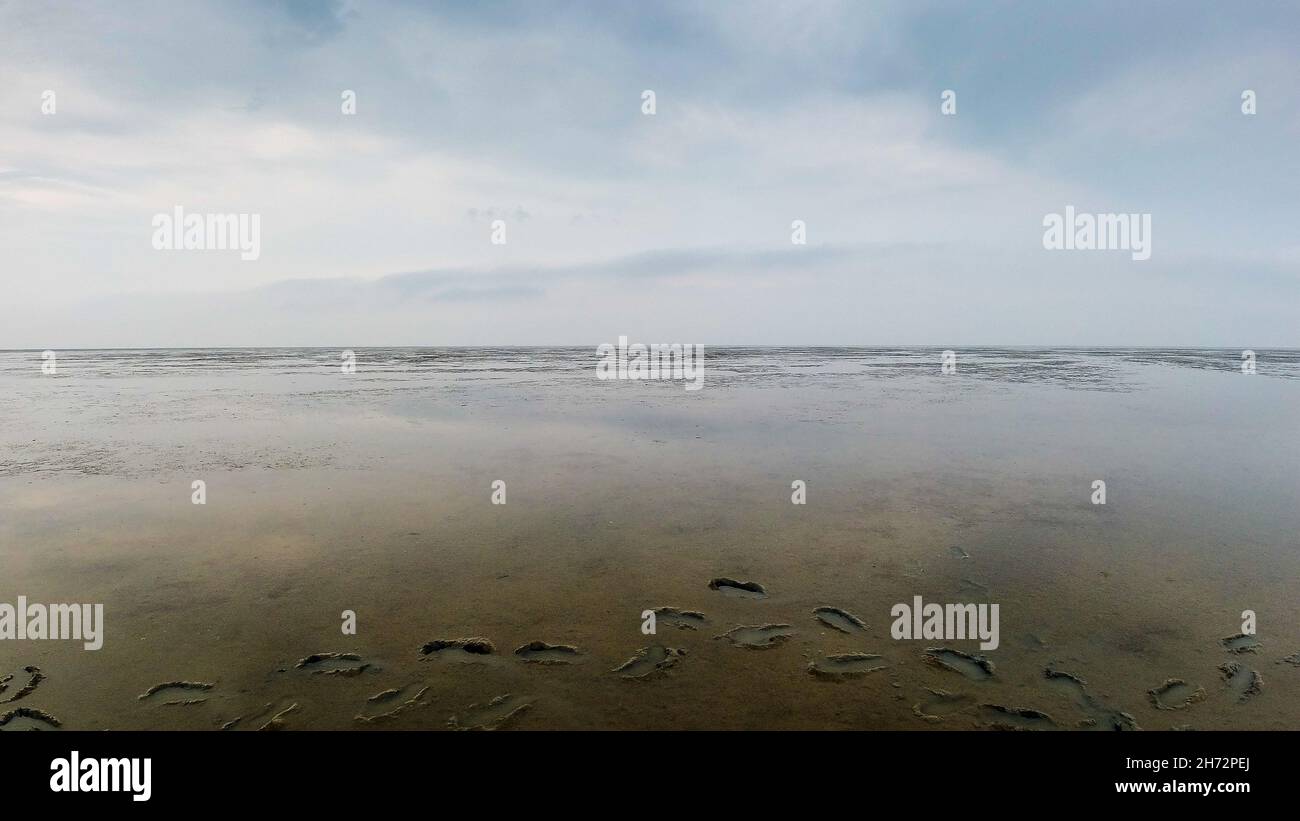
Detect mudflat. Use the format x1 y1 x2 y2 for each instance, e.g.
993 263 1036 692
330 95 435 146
1 347 1297 730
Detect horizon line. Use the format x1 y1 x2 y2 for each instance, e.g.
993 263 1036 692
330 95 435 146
3 345 1297 352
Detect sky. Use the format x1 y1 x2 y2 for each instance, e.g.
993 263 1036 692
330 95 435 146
1 0 1298 347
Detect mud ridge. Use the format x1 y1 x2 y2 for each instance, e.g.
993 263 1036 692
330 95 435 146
922 648 994 680
257 702 300 731
0 706 62 730
1221 633 1261 654
0 666 45 705
356 686 431 724
651 607 708 630
612 646 686 679
707 578 767 598
812 606 866 634
979 704 1056 730
514 641 582 664
138 681 215 700
912 688 973 722
218 700 294 731
1147 679 1206 711
807 653 888 680
447 694 532 731
1218 663 1262 703
1043 668 1139 731
295 652 372 676
716 623 795 649
419 637 496 657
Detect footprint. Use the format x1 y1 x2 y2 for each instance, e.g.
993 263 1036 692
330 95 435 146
295 652 373 677
1043 668 1139 731
707 578 767 599
1279 653 1300 667
922 648 994 681
650 607 708 630
958 578 990 596
256 702 300 731
137 681 215 705
514 641 581 665
978 704 1056 730
912 688 974 722
1042 667 1087 693
218 698 298 731
1147 678 1206 711
716 624 796 649
1218 663 1262 703
812 606 866 635
807 653 887 680
0 707 62 731
356 685 431 724
949 545 970 559
1221 634 1261 654
447 694 532 730
612 646 686 679
0 666 45 705
419 637 496 662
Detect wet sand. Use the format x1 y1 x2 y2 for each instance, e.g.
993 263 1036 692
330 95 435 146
1 348 1298 730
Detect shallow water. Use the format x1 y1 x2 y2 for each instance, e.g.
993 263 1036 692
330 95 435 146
0 347 1298 729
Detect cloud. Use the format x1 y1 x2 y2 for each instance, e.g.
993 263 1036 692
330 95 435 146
0 1 1296 345
6 239 1297 349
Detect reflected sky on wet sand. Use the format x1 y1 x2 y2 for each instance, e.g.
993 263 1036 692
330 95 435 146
1 348 1297 730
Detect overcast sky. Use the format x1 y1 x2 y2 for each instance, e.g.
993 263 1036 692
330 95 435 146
2 0 1297 347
